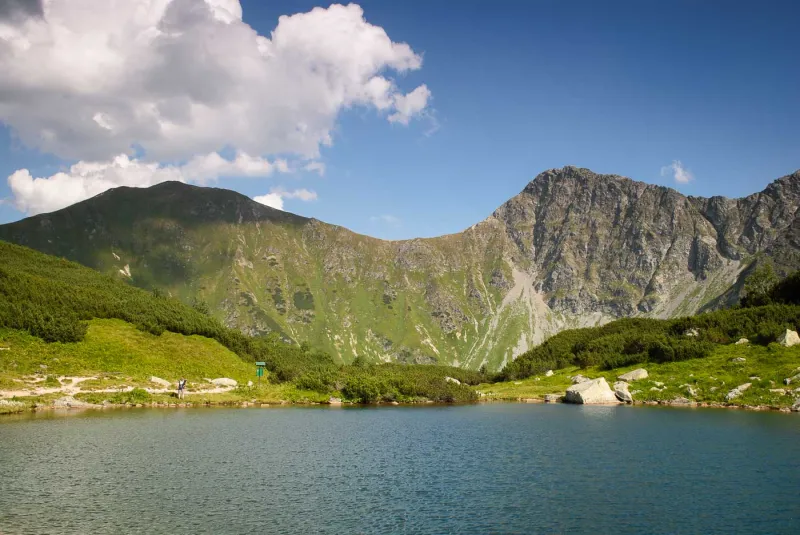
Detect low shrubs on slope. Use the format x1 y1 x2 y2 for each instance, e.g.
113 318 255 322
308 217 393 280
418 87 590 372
499 304 800 381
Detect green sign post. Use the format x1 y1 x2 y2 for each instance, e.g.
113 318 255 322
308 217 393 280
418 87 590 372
256 362 265 384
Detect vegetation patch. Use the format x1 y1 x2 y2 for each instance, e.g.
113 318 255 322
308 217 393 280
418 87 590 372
293 289 315 310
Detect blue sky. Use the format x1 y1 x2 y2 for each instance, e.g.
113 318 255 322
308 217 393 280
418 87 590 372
0 0 798 239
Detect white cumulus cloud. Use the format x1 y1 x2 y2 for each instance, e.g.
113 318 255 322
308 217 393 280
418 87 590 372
253 187 318 211
9 151 283 215
0 1 432 162
661 160 694 184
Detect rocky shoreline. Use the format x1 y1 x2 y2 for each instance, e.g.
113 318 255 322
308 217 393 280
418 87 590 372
2 395 799 416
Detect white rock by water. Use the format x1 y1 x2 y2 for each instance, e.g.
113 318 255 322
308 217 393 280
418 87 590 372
210 378 238 387
778 329 800 347
149 376 171 388
618 369 648 381
613 381 633 403
53 396 97 409
564 378 619 404
543 394 561 403
725 383 752 401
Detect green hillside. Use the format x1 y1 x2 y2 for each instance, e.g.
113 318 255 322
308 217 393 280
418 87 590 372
0 240 485 410
0 319 252 388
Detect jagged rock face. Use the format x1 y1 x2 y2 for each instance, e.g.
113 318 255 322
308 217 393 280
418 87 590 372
1 168 798 370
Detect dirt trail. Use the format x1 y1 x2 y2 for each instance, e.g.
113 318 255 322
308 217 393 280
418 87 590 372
0 376 237 399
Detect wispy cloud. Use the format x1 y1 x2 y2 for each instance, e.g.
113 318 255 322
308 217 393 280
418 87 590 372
370 214 401 227
660 160 694 184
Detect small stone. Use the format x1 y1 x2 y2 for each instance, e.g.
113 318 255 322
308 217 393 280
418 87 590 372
725 383 752 401
686 386 698 397
570 374 590 384
210 378 237 387
328 397 343 405
749 376 760 381
513 381 522 385
545 370 554 377
792 399 800 412
769 389 786 394
684 328 699 337
654 381 664 387
731 357 746 363
734 338 749 345
543 394 561 403
149 376 171 388
444 376 462 385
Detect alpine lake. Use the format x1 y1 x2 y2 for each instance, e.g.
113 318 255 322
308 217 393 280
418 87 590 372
2 403 799 534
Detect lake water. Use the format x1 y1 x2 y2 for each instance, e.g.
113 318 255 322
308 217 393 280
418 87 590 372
1 404 799 534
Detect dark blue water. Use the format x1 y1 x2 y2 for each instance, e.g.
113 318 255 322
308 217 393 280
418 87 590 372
1 404 799 534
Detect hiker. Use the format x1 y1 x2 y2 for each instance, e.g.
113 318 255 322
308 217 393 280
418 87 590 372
177 378 187 399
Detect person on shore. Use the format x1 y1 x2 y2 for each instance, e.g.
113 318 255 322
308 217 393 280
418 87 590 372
177 378 187 399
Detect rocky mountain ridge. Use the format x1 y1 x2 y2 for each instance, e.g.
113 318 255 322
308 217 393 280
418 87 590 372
1 166 798 370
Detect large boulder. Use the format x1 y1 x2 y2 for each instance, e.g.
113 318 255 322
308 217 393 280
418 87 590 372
613 381 633 403
778 329 800 347
565 378 619 404
210 378 238 387
618 368 648 381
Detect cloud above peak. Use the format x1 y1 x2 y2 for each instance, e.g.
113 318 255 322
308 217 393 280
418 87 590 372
0 1 432 162
8 151 284 215
661 160 694 184
253 187 318 211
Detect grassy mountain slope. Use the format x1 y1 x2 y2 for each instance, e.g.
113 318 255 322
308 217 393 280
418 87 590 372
2 167 799 370
0 241 485 409
0 318 252 388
